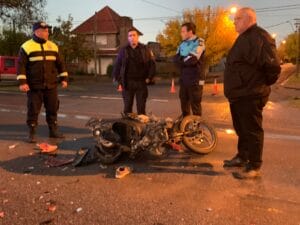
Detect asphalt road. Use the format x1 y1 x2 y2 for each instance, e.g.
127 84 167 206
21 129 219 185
0 78 299 225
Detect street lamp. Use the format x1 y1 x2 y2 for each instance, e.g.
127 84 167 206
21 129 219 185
230 6 238 15
271 33 277 39
281 40 286 44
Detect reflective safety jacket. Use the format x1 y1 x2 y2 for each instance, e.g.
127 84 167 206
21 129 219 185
17 35 68 89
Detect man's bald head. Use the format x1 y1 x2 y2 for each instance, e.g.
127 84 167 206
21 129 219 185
234 7 257 34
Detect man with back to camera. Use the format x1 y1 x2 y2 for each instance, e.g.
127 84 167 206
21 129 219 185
17 21 68 143
174 22 206 117
112 28 156 115
223 8 281 179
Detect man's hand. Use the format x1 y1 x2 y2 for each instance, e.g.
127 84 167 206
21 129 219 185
61 81 68 88
145 78 150 84
19 84 30 92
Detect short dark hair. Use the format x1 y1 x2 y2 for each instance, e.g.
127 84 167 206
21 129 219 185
128 27 139 34
181 22 196 34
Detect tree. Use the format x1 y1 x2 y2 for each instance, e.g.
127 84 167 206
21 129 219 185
157 7 237 67
51 15 92 65
0 0 46 31
0 29 29 56
277 42 287 63
284 32 298 64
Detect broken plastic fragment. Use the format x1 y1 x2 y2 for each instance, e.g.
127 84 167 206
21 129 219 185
37 143 58 153
76 207 83 213
99 164 107 169
45 156 74 167
48 204 57 212
115 166 133 179
9 143 19 149
170 143 183 152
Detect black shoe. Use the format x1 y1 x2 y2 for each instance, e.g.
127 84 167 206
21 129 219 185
223 156 247 168
49 128 65 138
232 167 261 179
28 125 37 143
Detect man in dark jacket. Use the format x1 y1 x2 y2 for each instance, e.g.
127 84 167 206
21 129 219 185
17 21 68 143
112 28 156 115
223 8 281 179
174 22 206 116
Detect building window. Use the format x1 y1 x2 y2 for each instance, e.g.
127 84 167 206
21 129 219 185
96 35 107 45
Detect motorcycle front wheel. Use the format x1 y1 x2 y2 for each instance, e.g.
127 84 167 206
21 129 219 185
180 115 217 154
95 143 123 164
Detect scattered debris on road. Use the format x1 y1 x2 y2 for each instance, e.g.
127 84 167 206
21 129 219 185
8 143 19 149
0 211 4 218
170 142 184 152
99 164 107 169
44 156 75 167
39 218 55 225
75 207 83 213
206 207 213 212
46 200 57 212
115 166 133 179
37 143 58 154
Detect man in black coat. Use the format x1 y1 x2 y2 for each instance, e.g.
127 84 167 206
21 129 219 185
223 8 281 179
112 28 156 115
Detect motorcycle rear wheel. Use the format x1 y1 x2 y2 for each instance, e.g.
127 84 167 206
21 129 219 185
180 115 217 154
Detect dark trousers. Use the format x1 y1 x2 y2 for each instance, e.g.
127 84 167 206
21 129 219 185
179 84 203 116
27 88 59 127
122 80 148 115
230 97 268 169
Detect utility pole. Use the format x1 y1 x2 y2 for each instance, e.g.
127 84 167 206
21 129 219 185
93 11 98 77
295 18 300 77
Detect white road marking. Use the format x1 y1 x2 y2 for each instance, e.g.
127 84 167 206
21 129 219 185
79 96 91 99
151 99 169 103
0 108 10 112
75 115 90 120
100 96 122 100
57 113 67 118
265 133 300 141
217 128 300 141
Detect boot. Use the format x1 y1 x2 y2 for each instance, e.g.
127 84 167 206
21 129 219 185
28 124 37 143
49 125 65 138
223 156 247 168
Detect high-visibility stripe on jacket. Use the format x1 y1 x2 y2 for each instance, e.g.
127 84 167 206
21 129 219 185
17 36 68 89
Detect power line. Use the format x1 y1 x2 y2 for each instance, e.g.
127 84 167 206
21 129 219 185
139 0 181 14
265 20 295 31
33 3 300 26
256 3 300 11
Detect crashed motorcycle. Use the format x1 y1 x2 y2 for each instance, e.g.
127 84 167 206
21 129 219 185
76 114 217 165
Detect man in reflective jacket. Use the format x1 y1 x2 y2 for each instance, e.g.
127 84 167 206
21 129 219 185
17 21 68 143
174 22 206 117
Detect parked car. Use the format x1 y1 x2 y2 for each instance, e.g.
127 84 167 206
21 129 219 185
0 56 18 81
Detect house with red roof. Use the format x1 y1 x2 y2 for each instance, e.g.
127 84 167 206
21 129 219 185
72 6 142 75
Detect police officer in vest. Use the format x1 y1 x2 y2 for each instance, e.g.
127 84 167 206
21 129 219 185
17 22 68 143
174 22 206 117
